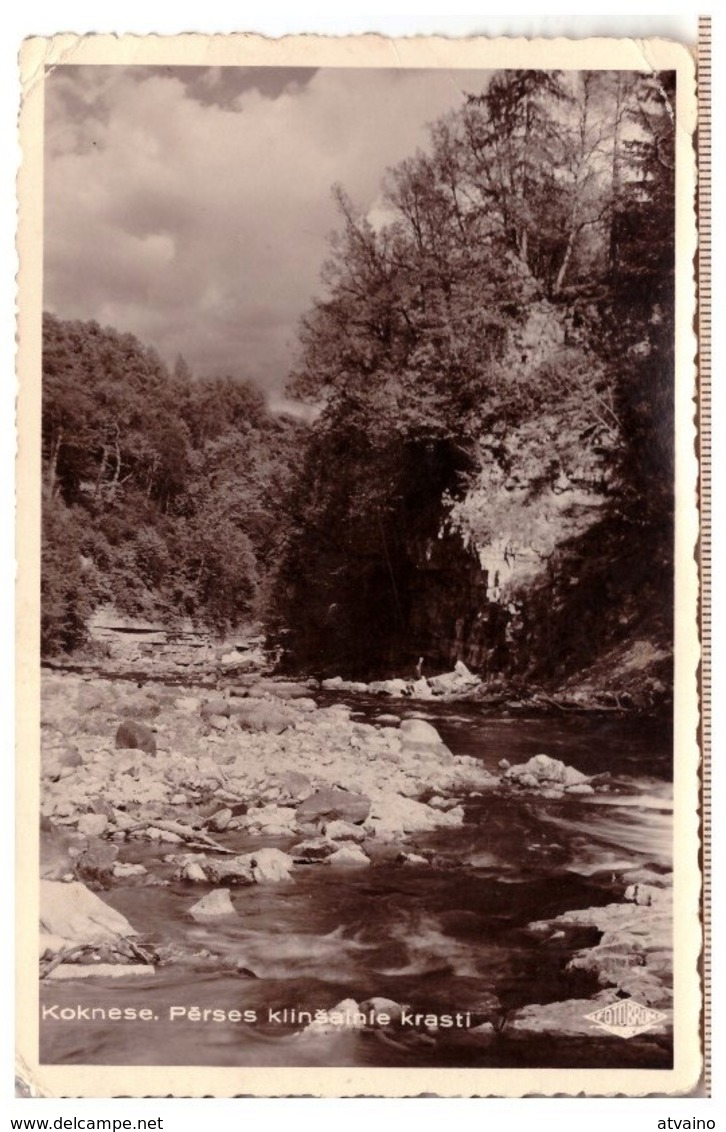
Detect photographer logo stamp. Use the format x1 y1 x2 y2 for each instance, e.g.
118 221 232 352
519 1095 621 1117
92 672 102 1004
584 1000 668 1039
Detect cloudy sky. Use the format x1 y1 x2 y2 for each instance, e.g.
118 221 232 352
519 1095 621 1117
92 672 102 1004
44 64 490 401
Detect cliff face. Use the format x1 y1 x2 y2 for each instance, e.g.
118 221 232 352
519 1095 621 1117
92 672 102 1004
280 298 673 709
373 300 673 706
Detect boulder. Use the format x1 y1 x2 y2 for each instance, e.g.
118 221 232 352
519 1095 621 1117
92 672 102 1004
179 862 208 883
304 998 365 1034
322 677 368 693
208 715 229 732
399 718 446 754
188 889 236 921
369 679 410 697
323 819 366 843
359 997 408 1026
268 770 313 803
428 661 480 696
113 862 147 878
201 697 230 720
290 838 337 863
366 795 463 836
115 719 156 756
208 808 233 833
73 839 118 884
118 693 160 720
77 813 108 838
243 847 294 883
327 844 370 867
296 788 371 826
232 702 293 734
504 754 590 789
40 880 137 946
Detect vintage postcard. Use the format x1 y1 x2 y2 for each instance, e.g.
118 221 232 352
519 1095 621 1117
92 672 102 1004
16 33 702 1097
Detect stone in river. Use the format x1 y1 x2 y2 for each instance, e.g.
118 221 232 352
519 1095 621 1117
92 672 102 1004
296 787 371 826
77 813 108 838
208 807 233 832
115 719 156 756
323 819 366 843
73 839 118 885
326 844 370 867
40 879 137 946
290 838 337 863
235 847 294 883
113 862 147 878
399 718 452 758
188 888 236 921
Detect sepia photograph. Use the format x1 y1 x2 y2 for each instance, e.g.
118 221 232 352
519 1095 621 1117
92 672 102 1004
16 33 701 1097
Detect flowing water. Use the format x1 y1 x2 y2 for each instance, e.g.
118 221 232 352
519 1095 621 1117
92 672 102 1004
40 699 673 1069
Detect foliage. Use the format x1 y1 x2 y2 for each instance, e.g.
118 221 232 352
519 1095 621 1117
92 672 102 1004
275 69 676 677
41 315 301 653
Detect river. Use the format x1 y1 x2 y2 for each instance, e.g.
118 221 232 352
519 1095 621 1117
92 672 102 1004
40 694 673 1070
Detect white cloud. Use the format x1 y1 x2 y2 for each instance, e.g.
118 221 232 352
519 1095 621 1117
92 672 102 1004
44 65 489 391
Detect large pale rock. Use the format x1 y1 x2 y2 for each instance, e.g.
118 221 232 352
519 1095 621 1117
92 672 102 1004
366 795 463 836
208 808 233 832
188 889 236 921
428 659 481 697
504 754 589 789
242 847 294 883
47 964 154 981
322 676 368 693
40 880 137 945
327 844 370 867
296 788 371 826
399 718 446 754
368 679 410 697
304 998 366 1034
323 819 366 843
232 701 294 734
115 719 156 756
113 862 147 879
268 771 312 803
77 813 108 838
510 992 667 1038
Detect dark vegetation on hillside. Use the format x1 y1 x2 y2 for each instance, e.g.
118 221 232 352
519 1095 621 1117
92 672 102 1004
42 315 303 653
42 70 675 693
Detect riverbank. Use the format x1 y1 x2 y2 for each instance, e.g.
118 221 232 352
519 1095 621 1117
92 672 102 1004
39 669 673 1060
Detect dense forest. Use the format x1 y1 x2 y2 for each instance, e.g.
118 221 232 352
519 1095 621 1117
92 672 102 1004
41 315 302 653
42 70 675 696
